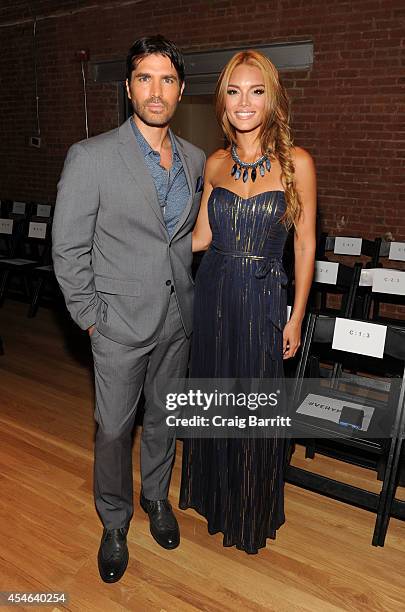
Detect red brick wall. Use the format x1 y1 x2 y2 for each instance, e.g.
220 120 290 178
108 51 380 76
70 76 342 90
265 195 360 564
0 0 404 240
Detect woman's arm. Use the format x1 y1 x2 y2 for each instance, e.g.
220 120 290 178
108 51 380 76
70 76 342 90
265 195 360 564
192 185 213 252
283 147 317 359
192 153 222 252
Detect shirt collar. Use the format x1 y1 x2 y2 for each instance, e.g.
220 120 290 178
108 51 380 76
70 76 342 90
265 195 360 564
130 117 179 160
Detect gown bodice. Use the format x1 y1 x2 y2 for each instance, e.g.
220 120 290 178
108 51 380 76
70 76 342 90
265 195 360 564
208 186 288 260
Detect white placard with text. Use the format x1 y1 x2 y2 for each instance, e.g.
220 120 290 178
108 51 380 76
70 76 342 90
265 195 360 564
12 201 26 214
334 237 362 256
28 222 47 239
314 261 339 285
296 393 374 432
332 317 386 358
0 218 13 235
388 242 405 262
36 204 52 218
372 268 405 296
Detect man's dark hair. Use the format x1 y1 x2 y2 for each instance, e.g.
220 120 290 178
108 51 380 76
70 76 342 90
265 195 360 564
126 35 185 84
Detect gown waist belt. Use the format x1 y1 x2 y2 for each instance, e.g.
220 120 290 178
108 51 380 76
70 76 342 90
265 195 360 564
210 245 288 330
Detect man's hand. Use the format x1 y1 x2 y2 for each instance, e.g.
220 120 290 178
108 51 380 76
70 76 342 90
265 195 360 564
88 325 96 336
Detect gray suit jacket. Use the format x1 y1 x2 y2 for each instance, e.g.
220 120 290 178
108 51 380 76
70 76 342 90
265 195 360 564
52 118 205 347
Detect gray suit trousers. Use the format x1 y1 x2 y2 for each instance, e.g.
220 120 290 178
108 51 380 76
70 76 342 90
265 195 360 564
91 291 189 529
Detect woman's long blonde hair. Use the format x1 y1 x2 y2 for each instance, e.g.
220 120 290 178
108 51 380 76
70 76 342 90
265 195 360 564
215 50 301 228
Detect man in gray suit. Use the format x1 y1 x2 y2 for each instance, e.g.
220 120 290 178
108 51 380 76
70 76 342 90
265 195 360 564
52 35 205 583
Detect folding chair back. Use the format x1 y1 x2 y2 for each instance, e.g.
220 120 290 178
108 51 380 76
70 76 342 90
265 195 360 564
287 314 405 546
0 220 52 306
308 260 362 318
362 240 405 326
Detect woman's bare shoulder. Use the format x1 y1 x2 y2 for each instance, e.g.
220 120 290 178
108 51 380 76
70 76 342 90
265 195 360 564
207 148 229 163
291 146 317 197
291 146 315 169
205 148 230 180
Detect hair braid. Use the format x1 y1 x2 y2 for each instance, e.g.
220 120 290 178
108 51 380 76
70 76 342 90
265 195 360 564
273 106 301 230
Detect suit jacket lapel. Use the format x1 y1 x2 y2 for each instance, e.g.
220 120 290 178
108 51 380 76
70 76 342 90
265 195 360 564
118 119 166 228
171 133 194 240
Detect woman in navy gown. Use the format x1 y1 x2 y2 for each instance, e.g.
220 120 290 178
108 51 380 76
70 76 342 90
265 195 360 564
179 50 316 554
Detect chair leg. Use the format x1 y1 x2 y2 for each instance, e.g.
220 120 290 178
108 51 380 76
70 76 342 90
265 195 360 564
285 440 296 467
372 298 380 321
22 274 31 300
363 292 372 320
372 462 390 547
305 441 316 459
375 438 404 547
0 270 10 306
376 457 385 482
28 276 45 318
372 412 405 547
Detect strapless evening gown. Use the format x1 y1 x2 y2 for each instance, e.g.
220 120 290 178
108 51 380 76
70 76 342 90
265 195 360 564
179 186 289 554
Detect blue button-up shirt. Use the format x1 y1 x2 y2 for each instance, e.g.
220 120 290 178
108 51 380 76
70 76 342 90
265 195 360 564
131 118 190 238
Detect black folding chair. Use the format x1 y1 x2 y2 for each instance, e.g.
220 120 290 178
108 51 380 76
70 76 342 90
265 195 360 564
303 259 362 389
27 263 61 318
30 203 54 224
0 220 52 307
302 260 404 469
308 259 362 318
317 233 381 318
317 233 380 265
363 240 405 327
24 204 57 316
7 200 32 221
0 201 32 258
286 313 405 546
0 216 26 260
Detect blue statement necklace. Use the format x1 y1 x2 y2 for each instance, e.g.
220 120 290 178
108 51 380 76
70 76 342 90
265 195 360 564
231 143 271 183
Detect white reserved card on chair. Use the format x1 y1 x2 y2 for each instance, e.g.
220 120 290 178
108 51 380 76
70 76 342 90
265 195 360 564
296 393 374 432
28 222 47 239
332 317 387 359
334 237 362 256
372 268 405 296
36 204 52 217
0 219 13 234
314 261 339 284
388 242 405 262
12 201 26 214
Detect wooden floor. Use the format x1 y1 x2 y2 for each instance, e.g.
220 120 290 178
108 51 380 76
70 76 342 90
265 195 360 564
1 301 405 611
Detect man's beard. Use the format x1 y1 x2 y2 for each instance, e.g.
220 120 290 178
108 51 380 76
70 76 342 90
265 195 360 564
131 97 177 128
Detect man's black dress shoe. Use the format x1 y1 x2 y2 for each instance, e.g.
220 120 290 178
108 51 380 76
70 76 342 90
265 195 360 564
98 526 129 583
140 492 180 549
